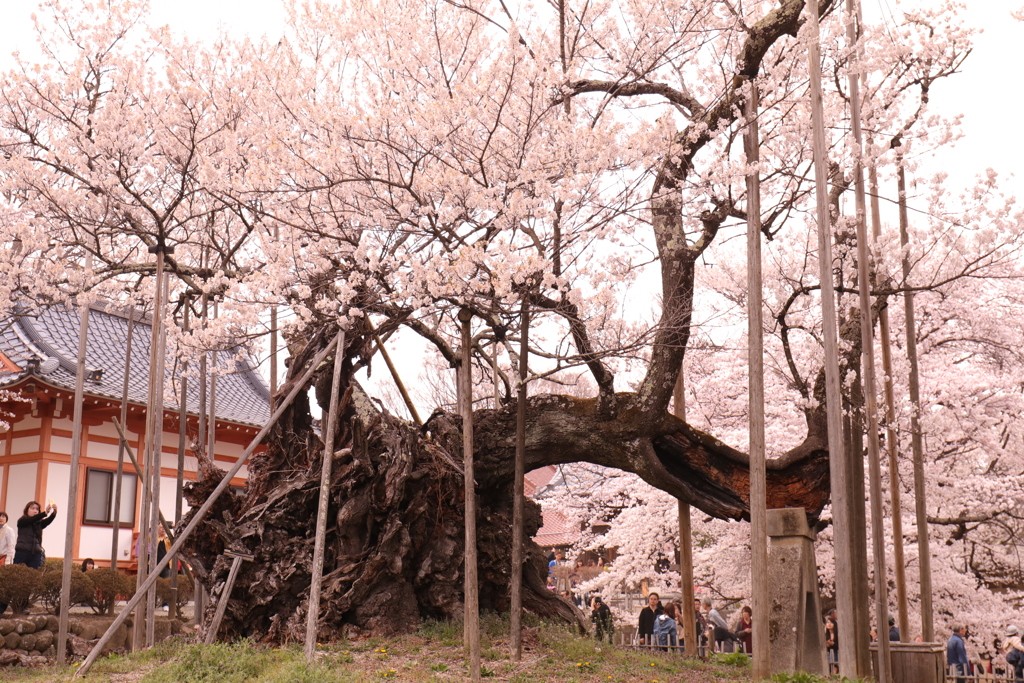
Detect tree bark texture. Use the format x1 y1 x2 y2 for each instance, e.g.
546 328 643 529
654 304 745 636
183 326 833 642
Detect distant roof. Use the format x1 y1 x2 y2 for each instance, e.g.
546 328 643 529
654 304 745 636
0 304 270 427
525 465 558 498
534 507 579 548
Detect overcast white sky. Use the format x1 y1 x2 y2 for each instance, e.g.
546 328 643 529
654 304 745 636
0 0 1019 194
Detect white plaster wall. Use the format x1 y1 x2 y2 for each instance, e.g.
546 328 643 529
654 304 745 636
5 463 37 523
50 435 72 455
214 441 243 461
0 465 4 510
88 422 120 439
16 416 41 431
78 526 135 562
10 435 40 455
157 475 193 524
86 441 121 461
43 462 70 559
0 439 7 456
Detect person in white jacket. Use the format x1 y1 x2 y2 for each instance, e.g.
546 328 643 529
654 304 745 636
0 511 15 564
1004 625 1024 680
0 511 15 617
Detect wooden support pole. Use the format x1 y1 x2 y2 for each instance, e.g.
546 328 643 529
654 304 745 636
869 163 909 640
305 331 346 663
459 309 481 683
805 2 860 677
147 268 170 647
110 418 194 583
205 551 253 645
110 307 136 572
76 332 342 677
57 278 91 664
846 1 891 676
744 81 770 679
897 160 935 642
270 225 280 412
171 299 189 620
134 248 166 651
673 370 697 658
367 319 422 426
194 294 209 622
510 297 528 661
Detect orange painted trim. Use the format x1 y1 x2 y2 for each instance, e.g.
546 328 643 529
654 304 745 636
6 427 43 438
36 461 48 509
41 410 52 454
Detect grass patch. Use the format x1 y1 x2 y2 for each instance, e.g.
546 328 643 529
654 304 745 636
0 619 754 682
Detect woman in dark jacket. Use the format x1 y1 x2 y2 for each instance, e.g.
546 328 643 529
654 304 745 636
14 500 57 569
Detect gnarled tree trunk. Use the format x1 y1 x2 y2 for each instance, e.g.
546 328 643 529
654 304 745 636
183 328 831 642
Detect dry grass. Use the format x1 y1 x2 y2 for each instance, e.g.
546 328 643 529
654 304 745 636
0 615 754 682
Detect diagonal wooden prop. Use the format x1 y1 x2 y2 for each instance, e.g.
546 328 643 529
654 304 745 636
75 331 343 677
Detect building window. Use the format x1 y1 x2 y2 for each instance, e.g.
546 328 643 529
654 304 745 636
83 469 137 526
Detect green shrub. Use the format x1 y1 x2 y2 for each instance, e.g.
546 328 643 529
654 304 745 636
39 567 95 612
42 557 64 574
0 564 43 614
89 567 136 615
770 672 831 683
140 640 273 683
156 573 194 612
716 650 752 667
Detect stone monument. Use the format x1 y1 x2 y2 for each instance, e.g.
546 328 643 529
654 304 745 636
767 507 827 676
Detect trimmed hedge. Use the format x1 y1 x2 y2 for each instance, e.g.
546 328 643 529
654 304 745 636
0 564 42 614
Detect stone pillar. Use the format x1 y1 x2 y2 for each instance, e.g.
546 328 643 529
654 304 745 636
767 507 827 677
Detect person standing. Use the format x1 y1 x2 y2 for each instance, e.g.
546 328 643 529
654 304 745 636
824 616 839 673
1004 625 1024 681
888 614 900 642
14 500 57 569
733 606 753 654
0 512 15 565
947 624 969 683
591 597 614 643
0 511 15 617
653 602 679 651
637 592 663 646
703 598 738 652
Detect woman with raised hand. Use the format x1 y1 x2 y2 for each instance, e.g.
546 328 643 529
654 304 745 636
13 500 57 569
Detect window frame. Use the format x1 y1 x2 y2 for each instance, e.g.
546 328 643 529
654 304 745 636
82 467 138 527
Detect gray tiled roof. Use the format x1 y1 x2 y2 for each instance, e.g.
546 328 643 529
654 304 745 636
0 305 270 427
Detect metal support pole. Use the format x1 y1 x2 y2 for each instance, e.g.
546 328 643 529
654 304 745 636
305 332 346 662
